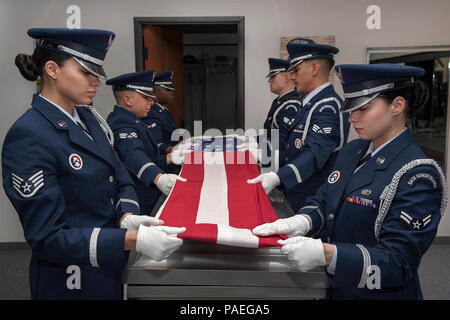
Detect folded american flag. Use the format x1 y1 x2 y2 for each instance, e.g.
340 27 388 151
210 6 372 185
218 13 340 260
155 136 286 248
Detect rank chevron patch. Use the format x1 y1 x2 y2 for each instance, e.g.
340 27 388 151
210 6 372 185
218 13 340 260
119 132 138 139
400 210 432 231
312 124 332 134
11 170 44 198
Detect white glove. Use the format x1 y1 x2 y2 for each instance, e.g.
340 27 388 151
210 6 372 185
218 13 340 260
156 173 187 195
173 139 193 152
252 215 311 237
171 148 190 165
247 172 280 194
278 236 326 272
248 135 258 145
237 142 261 163
135 224 186 261
120 214 164 230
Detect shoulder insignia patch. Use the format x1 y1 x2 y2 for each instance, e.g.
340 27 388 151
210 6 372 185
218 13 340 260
312 124 332 134
12 170 44 198
407 172 438 188
283 117 294 126
283 104 298 112
319 105 337 114
400 210 432 231
119 132 138 139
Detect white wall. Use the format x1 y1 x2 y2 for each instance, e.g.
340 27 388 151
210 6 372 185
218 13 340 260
1 0 449 242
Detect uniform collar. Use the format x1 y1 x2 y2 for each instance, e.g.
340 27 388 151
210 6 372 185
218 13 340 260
303 82 331 106
154 102 166 111
277 88 297 101
341 127 415 197
370 127 407 157
31 94 114 165
32 94 74 130
39 94 84 125
114 104 141 121
354 128 406 173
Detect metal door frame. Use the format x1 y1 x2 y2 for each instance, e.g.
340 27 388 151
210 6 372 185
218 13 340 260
134 16 245 129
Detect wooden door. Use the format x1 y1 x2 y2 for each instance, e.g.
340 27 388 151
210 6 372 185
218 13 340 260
143 25 184 128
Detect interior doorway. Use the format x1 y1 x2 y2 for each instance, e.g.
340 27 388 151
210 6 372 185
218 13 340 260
134 17 245 135
367 46 450 171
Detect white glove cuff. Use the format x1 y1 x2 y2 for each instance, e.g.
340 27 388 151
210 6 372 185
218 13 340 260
287 214 311 236
120 215 132 229
310 238 326 266
135 224 147 253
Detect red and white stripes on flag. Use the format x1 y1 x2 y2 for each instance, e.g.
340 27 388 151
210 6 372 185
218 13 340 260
156 150 286 248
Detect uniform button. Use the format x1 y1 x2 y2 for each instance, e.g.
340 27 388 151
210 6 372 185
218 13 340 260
328 213 334 221
109 176 114 183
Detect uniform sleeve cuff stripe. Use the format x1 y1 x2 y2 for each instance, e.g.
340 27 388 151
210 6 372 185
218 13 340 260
287 164 302 184
137 162 156 179
356 244 371 288
116 198 140 211
89 228 101 268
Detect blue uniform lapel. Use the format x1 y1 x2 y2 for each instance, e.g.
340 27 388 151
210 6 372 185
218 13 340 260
326 140 371 212
142 120 160 150
290 85 334 129
31 94 114 166
156 103 177 130
343 128 414 197
77 107 114 163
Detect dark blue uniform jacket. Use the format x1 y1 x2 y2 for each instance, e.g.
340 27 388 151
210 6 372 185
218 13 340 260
107 105 168 214
277 84 349 211
300 128 445 299
2 94 140 299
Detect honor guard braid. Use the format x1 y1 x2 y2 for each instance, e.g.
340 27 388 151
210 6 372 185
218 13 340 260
79 105 115 147
375 158 447 242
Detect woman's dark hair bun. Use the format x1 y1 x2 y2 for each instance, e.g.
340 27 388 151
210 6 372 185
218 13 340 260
410 80 429 110
15 53 38 81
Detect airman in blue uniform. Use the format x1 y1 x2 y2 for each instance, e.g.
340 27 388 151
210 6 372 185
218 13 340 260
142 71 179 155
249 40 349 212
261 58 303 168
253 64 447 300
2 28 184 300
106 70 186 215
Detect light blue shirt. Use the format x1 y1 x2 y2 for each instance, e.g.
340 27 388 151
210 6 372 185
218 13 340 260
353 127 407 173
302 82 331 106
40 94 92 139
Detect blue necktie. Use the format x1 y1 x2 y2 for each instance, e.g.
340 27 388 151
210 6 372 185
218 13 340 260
76 121 92 140
357 153 372 168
